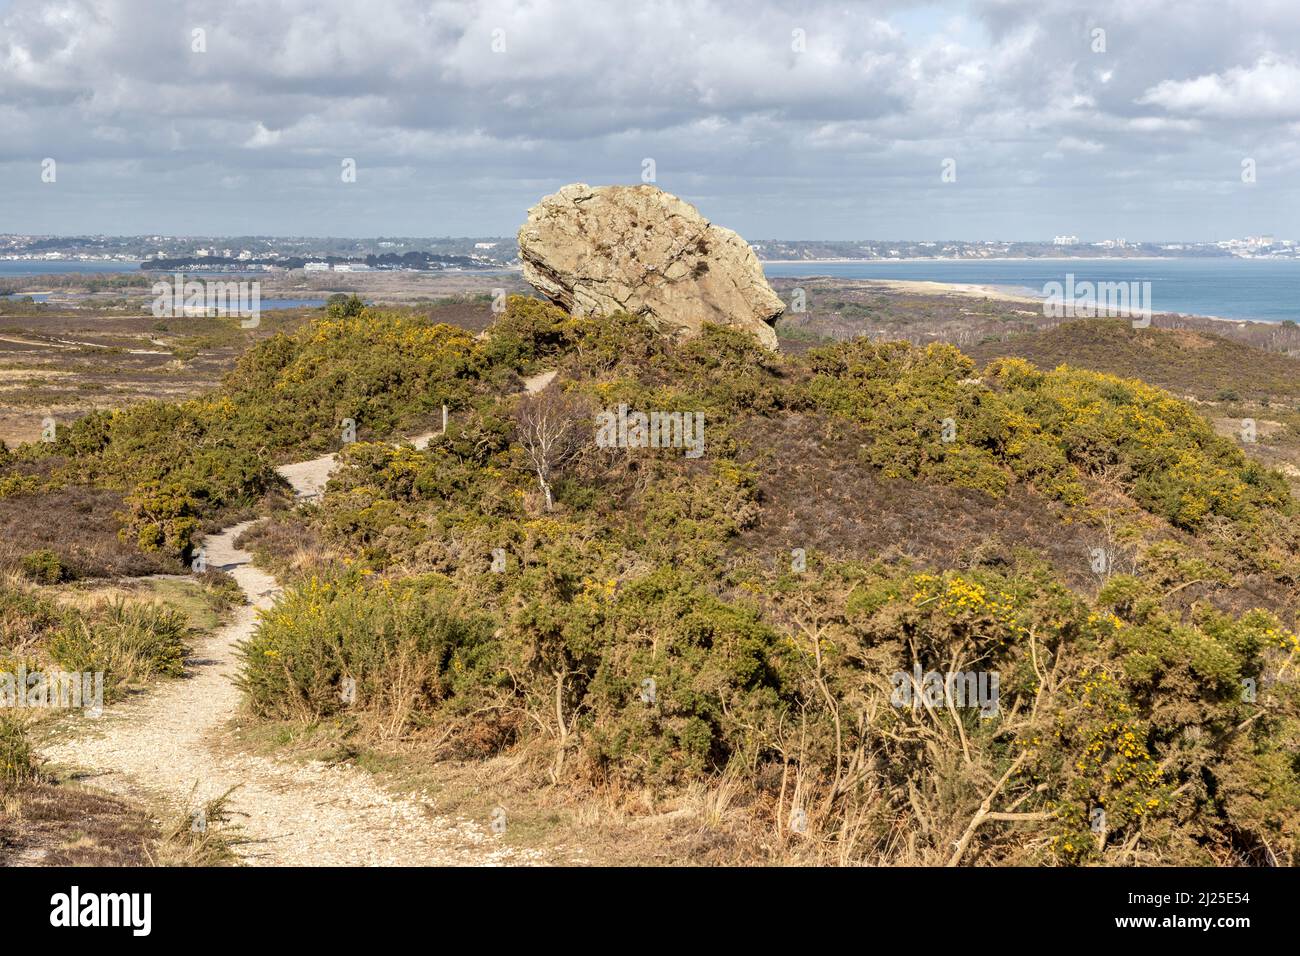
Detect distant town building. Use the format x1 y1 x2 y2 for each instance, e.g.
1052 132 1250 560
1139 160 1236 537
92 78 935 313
1053 235 1078 246
474 242 498 250
304 262 330 271
1218 235 1285 256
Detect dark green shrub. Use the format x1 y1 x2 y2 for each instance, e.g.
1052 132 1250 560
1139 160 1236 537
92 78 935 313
0 714 37 791
19 549 67 585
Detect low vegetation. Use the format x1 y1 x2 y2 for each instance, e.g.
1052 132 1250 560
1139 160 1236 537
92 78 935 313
0 574 220 705
0 569 241 865
4 295 1297 865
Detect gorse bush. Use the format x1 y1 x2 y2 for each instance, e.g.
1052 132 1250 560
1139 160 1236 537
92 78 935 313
984 358 1291 532
236 551 1300 863
0 713 37 791
26 400 274 561
0 579 196 717
6 299 1288 561
576 568 791 785
0 581 60 653
119 480 202 558
768 563 1298 864
19 549 67 585
47 598 188 700
220 313 483 451
237 562 794 782
803 340 1293 531
236 574 499 738
325 293 366 319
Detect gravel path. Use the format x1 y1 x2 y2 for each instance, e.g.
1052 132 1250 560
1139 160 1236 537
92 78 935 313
40 448 539 866
272 432 438 501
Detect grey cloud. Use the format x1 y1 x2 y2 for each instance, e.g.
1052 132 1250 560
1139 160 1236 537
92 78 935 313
1 0 1298 238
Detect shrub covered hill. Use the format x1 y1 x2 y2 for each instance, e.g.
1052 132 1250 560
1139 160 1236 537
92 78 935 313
8 296 1299 866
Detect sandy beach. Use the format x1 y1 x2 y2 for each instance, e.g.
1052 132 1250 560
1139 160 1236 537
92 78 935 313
848 278 1043 305
767 273 1278 326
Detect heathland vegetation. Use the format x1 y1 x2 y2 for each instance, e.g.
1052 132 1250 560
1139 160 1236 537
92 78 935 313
2 295 1297 865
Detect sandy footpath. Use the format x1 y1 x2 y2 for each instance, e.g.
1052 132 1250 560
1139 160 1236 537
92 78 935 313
39 447 538 866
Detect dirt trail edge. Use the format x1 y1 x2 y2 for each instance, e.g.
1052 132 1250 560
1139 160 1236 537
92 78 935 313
40 440 541 866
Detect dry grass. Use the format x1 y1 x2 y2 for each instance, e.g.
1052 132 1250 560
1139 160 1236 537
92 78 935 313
0 780 159 866
0 775 245 867
149 786 244 866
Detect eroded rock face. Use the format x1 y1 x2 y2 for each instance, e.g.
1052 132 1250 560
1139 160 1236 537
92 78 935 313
517 183 783 349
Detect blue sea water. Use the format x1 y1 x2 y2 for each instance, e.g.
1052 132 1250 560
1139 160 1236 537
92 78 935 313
257 298 327 310
0 260 140 276
761 258 1300 324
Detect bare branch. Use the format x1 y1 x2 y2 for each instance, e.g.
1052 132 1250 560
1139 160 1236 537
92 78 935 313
514 386 590 511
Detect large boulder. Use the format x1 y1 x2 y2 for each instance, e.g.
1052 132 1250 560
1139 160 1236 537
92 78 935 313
517 183 783 349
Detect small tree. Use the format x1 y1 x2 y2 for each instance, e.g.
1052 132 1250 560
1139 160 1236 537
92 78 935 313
515 388 589 511
326 293 365 319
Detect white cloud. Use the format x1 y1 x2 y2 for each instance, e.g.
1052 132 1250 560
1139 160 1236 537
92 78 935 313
244 122 282 149
1139 55 1300 120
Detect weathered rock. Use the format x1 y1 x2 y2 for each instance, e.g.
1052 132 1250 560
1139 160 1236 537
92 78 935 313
518 183 783 349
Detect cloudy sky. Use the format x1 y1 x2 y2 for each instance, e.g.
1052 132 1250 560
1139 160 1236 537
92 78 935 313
2 0 1298 240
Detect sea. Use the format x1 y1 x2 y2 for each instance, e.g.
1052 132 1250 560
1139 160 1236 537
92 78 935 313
761 258 1300 324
